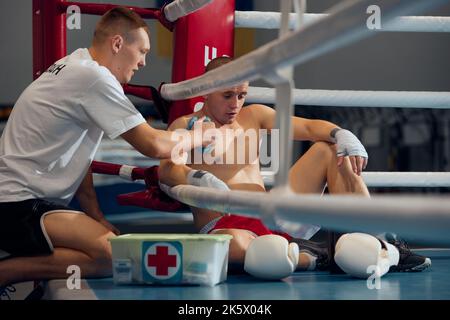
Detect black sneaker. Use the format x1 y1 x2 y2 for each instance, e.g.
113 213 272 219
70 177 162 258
387 238 432 272
290 238 330 271
0 285 16 300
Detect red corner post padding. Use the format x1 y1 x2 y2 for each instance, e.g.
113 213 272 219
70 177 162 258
168 0 235 125
91 160 146 181
116 166 187 212
91 161 187 212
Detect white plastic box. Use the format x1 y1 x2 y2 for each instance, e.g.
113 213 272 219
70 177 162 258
109 234 232 287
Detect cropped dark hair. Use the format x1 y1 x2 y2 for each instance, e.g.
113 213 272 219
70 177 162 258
205 56 233 73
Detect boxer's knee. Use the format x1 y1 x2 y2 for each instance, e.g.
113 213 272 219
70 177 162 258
309 141 336 162
212 229 255 265
312 142 361 183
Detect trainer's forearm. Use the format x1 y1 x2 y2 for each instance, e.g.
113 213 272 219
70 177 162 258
149 129 195 159
121 124 190 159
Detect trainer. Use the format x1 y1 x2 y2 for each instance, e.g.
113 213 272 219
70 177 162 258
0 7 208 287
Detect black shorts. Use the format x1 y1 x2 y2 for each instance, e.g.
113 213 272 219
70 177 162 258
0 199 81 258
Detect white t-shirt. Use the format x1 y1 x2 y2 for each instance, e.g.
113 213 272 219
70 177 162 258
0 48 145 205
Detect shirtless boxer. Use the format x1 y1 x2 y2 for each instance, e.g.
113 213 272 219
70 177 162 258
159 56 431 279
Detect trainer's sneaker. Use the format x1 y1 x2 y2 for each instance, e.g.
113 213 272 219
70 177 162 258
387 238 432 272
0 285 16 300
291 238 330 271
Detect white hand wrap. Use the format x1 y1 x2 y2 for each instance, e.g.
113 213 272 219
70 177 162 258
333 129 368 159
158 181 172 195
186 170 230 191
159 170 229 199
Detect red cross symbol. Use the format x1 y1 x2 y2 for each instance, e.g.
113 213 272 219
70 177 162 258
147 246 177 276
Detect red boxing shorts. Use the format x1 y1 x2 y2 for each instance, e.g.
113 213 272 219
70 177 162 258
200 214 293 241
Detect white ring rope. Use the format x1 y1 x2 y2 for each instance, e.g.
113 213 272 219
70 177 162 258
164 185 450 245
105 167 450 188
362 172 450 187
235 11 450 33
163 0 213 22
247 87 450 109
261 171 450 187
161 0 449 101
96 166 450 188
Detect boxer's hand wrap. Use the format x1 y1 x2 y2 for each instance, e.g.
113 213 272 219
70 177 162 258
332 128 368 159
186 170 230 191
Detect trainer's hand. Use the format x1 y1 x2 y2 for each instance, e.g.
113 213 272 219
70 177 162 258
333 129 368 175
189 116 216 150
187 169 230 190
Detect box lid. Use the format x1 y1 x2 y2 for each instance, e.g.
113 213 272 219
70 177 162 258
109 233 233 243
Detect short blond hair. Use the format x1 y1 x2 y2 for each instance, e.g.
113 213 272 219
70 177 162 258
93 7 149 45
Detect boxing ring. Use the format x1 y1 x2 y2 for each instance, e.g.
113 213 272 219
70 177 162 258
31 0 450 300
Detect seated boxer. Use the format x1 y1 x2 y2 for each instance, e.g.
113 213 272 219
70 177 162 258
159 56 431 280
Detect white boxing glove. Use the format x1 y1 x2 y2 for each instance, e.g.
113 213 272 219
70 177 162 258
244 235 299 280
186 170 230 191
332 128 368 159
334 233 399 279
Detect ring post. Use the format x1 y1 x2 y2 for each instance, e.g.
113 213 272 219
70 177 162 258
33 0 67 80
169 0 235 124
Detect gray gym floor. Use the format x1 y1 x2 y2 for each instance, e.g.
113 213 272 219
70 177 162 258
42 248 449 300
